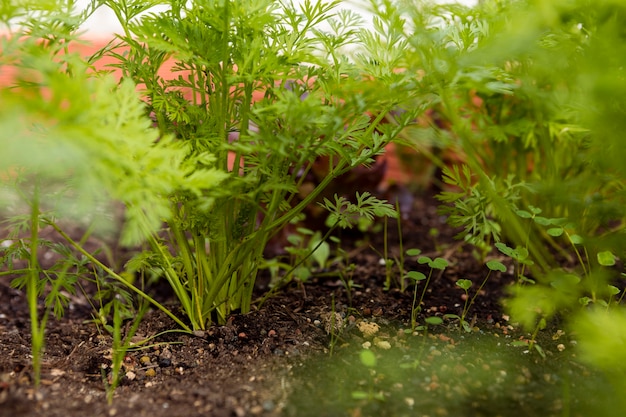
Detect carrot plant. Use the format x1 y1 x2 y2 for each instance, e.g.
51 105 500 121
93 0 418 329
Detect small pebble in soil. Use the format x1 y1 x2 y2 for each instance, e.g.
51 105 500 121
159 357 172 367
145 368 156 378
357 321 380 338
250 405 263 415
321 312 344 334
262 400 275 411
374 339 391 350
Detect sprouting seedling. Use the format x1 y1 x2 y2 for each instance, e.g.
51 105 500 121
351 349 385 402
546 223 586 270
596 250 621 308
447 260 506 332
495 242 534 284
406 253 448 331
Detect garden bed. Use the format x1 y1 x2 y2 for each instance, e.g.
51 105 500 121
0 192 613 417
2 1 626 416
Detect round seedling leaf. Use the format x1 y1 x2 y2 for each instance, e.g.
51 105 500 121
550 273 581 292
418 256 432 265
533 216 552 226
547 227 564 237
495 242 515 257
406 271 426 281
296 227 315 235
359 349 377 368
425 316 443 326
456 279 472 290
431 258 448 270
310 240 330 268
516 209 532 219
569 234 583 245
597 250 617 266
608 285 620 296
516 247 529 261
486 260 506 272
406 248 422 257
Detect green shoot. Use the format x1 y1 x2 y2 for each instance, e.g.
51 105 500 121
406 252 448 331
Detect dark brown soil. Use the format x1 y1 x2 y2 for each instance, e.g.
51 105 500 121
0 192 518 417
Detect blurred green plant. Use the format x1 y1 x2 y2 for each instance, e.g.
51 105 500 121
409 0 626 378
0 0 215 382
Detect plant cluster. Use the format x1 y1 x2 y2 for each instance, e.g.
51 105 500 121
388 0 626 387
3 0 626 409
0 0 418 388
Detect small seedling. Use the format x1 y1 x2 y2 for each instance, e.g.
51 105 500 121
406 253 448 331
511 316 547 358
495 242 534 284
104 298 148 404
446 260 506 332
351 349 386 402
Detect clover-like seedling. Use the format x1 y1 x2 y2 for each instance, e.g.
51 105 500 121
447 260 506 332
418 256 449 270
456 278 472 292
495 242 534 283
406 254 449 331
597 250 617 267
351 349 385 402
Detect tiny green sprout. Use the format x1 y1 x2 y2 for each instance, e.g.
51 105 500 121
406 271 426 281
407 255 448 331
449 260 506 332
406 248 422 257
604 285 620 308
495 242 534 284
424 316 443 326
487 260 507 273
407 270 427 331
597 251 617 267
352 349 385 402
310 236 330 270
418 256 449 270
359 349 377 368
456 279 472 291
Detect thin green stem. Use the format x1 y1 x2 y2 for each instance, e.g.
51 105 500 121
417 269 434 315
396 200 406 292
49 222 191 332
28 185 43 387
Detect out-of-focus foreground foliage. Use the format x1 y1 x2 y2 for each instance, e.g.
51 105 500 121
387 0 626 394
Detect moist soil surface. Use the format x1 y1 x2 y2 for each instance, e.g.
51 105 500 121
0 191 592 417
